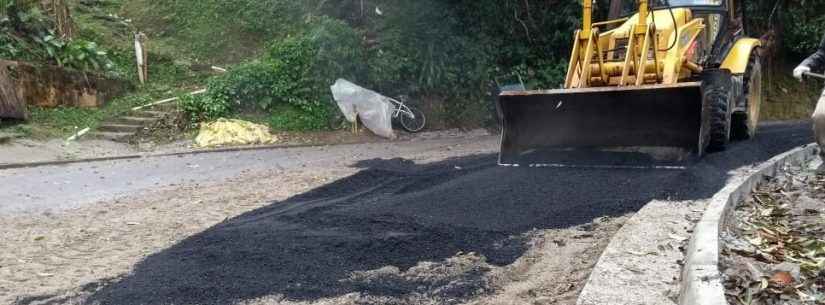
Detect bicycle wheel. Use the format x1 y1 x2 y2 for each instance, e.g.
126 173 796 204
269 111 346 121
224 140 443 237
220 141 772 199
399 105 426 133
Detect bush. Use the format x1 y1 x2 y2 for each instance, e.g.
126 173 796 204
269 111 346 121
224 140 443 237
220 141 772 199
746 1 825 58
53 39 114 71
1 1 114 72
205 61 282 112
178 94 231 126
187 16 364 130
127 0 582 129
268 104 329 131
265 16 365 116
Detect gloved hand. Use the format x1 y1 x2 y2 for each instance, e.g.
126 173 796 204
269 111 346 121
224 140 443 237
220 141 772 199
794 65 811 82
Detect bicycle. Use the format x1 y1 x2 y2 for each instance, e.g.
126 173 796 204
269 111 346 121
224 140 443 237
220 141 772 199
389 96 426 133
328 96 426 133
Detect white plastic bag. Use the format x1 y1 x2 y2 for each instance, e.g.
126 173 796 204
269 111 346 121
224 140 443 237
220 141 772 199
330 79 396 139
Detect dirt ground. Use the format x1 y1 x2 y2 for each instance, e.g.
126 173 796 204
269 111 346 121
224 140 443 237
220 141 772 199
1 137 623 305
0 166 356 304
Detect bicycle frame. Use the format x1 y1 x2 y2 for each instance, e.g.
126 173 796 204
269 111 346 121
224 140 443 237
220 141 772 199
388 98 416 120
805 72 825 81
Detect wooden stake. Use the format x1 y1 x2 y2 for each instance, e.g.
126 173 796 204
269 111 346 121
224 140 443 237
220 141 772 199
134 32 149 84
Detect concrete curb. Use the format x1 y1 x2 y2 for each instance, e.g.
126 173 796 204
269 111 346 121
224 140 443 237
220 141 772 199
576 197 705 305
678 144 819 305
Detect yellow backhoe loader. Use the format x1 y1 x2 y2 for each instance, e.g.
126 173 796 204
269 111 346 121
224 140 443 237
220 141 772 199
497 0 763 166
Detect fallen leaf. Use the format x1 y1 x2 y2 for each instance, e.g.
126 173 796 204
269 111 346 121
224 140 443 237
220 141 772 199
770 271 794 287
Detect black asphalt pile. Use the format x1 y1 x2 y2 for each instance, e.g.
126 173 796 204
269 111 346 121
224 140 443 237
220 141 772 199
80 122 813 305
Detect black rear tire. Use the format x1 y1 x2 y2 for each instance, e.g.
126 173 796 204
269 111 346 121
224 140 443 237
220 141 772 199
703 70 734 153
399 105 426 133
731 50 763 141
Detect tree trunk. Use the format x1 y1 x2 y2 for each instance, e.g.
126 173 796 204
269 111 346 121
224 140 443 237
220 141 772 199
0 62 28 120
39 0 74 39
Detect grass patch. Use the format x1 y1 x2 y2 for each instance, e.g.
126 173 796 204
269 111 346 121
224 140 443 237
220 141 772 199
762 67 821 121
1 0 213 140
267 104 330 132
229 105 329 133
6 89 146 139
116 0 277 64
27 107 105 138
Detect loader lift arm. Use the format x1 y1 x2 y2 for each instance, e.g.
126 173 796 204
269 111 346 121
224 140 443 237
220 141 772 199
497 0 763 166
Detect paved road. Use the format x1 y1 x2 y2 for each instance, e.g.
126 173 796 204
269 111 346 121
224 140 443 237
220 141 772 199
0 135 497 214
1 122 815 215
1 121 816 305
79 121 815 305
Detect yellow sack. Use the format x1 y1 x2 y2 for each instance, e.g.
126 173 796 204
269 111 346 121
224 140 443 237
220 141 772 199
195 118 279 148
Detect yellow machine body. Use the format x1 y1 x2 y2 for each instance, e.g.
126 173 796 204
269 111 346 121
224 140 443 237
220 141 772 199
497 0 760 166
720 38 762 74
565 6 705 88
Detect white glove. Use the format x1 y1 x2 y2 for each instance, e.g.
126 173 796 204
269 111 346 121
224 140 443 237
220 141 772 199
794 65 811 82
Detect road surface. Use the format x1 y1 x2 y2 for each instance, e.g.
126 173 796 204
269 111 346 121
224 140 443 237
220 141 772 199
0 122 815 305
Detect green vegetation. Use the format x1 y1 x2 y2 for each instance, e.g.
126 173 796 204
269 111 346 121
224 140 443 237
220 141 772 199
12 83 193 139
182 16 364 130
746 0 825 57
6 45 204 138
146 0 825 130
0 0 212 138
4 0 825 139
0 0 114 72
151 0 581 130
746 1 825 119
763 71 822 121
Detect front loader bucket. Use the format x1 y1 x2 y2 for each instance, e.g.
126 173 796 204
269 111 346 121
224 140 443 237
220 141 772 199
497 82 705 166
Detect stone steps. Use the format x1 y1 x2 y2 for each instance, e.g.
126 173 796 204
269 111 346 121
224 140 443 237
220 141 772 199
90 102 178 142
131 110 166 118
0 132 23 143
89 131 134 142
97 123 144 133
113 116 161 125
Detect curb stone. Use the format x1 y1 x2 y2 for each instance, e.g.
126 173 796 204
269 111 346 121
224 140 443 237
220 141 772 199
678 144 818 305
576 198 704 305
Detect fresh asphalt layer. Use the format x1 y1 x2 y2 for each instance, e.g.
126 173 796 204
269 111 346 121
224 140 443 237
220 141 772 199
10 121 808 305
